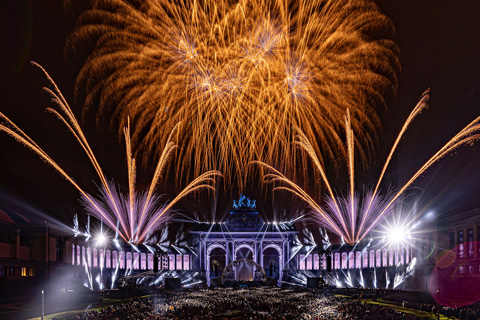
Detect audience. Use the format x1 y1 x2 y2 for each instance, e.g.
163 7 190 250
53 287 455 320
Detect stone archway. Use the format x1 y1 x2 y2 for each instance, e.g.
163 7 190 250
262 243 283 282
206 243 227 286
221 259 267 283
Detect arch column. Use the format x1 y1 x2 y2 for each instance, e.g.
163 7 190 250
260 242 264 268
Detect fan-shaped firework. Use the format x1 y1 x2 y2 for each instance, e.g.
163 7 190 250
0 63 221 244
70 0 400 187
257 90 480 244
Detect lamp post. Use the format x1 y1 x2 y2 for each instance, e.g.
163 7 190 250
41 289 44 320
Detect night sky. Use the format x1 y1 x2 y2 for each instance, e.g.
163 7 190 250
0 0 479 231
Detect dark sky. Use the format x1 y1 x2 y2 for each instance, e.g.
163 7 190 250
0 0 479 229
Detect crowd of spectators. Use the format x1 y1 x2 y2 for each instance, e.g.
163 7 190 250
52 287 447 320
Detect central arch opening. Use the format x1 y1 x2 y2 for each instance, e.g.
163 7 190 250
235 246 254 281
210 247 226 279
222 259 266 283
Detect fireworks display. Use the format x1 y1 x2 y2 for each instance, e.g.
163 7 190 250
69 0 400 187
0 63 220 244
258 89 480 244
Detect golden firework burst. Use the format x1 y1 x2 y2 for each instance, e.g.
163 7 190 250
69 0 400 188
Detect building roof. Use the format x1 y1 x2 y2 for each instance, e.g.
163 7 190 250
0 207 31 225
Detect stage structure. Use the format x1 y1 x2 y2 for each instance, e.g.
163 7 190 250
71 195 417 290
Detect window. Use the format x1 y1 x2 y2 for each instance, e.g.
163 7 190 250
334 253 340 270
355 251 361 269
369 250 374 268
459 230 465 259
348 252 354 269
119 251 125 269
21 267 27 277
148 253 154 270
478 228 480 254
363 251 368 268
299 254 305 270
56 238 65 263
133 252 140 269
99 249 104 269
112 251 118 268
106 250 111 269
141 253 147 270
448 232 455 250
306 254 313 270
9 266 15 276
313 254 320 270
176 255 182 270
126 252 132 269
82 246 86 266
87 247 92 267
0 266 5 276
162 255 168 270
93 249 98 268
341 252 348 269
28 268 34 277
468 228 474 258
183 255 190 270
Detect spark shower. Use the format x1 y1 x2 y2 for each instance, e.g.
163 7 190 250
258 90 480 244
0 63 220 244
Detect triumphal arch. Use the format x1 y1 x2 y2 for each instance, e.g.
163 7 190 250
190 195 298 286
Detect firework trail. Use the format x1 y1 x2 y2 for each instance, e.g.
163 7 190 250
69 0 400 188
257 89 480 244
0 62 221 244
